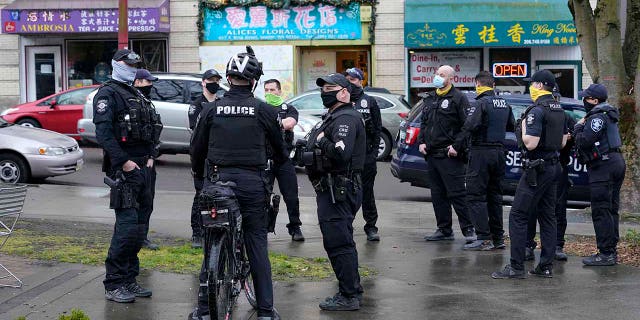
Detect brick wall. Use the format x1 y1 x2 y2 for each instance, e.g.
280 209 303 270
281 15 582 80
373 0 406 95
169 0 200 73
0 0 20 109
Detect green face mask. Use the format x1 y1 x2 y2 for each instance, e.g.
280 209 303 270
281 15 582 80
265 93 283 106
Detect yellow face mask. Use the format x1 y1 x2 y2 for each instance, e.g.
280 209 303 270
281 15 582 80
475 86 493 95
529 85 552 102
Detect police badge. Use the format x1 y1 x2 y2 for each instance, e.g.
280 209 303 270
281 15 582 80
590 118 604 132
361 99 368 109
441 99 449 109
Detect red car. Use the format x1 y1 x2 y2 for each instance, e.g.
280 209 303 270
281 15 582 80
0 86 98 141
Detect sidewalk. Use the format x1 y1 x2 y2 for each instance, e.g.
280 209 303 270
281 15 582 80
1 184 640 319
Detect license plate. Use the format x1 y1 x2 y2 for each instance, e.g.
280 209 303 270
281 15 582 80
399 130 406 142
76 159 84 171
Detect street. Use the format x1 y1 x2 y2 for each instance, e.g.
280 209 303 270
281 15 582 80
44 146 429 202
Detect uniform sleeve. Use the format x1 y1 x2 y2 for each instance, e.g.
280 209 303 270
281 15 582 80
459 99 484 142
452 93 470 151
318 115 360 162
188 98 203 130
259 102 288 165
284 103 299 122
506 104 516 132
574 114 605 149
418 101 428 144
93 92 129 168
189 104 211 178
524 107 544 137
369 96 382 150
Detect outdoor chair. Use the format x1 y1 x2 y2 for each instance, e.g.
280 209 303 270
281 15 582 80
0 183 28 288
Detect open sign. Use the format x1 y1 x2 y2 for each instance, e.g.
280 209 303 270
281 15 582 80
493 63 528 78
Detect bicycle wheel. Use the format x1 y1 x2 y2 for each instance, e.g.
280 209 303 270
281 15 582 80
207 232 234 320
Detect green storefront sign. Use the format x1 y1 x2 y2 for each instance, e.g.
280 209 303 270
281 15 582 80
404 0 578 48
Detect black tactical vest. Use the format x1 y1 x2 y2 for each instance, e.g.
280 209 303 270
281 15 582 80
206 97 267 168
105 81 162 146
538 101 565 152
475 95 511 144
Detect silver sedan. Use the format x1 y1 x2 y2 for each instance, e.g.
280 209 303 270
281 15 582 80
0 117 83 183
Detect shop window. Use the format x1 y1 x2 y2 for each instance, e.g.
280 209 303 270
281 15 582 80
150 79 184 103
130 40 167 72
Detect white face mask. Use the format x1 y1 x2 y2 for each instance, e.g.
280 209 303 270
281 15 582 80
111 60 137 84
432 75 446 88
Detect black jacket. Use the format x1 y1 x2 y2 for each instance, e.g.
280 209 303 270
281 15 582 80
460 90 515 146
418 86 469 152
317 104 367 173
351 88 382 158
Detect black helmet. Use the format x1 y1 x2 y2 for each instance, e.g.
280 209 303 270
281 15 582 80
226 46 263 81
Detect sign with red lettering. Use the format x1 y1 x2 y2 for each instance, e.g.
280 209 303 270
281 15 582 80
493 63 528 78
409 50 481 88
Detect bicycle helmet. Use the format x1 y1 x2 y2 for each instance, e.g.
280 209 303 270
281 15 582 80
226 46 263 81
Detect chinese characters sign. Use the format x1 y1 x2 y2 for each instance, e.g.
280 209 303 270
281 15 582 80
409 51 481 88
202 3 361 41
1 2 170 34
405 21 577 48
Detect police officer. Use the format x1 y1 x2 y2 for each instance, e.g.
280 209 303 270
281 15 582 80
188 69 222 249
344 67 382 241
417 65 476 242
574 83 626 266
460 71 515 250
94 49 163 302
305 73 365 311
189 47 284 320
492 69 568 279
263 78 305 241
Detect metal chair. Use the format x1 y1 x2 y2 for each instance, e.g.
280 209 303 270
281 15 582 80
0 184 27 288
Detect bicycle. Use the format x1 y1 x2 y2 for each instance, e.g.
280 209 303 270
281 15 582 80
198 180 258 319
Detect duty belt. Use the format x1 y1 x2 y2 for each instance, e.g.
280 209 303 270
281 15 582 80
427 147 449 157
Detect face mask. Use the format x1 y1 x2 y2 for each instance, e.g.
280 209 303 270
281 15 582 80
529 85 551 102
111 60 137 84
432 75 446 88
137 85 152 98
265 93 283 106
350 85 363 100
321 90 340 108
583 98 597 112
475 86 493 95
205 82 220 95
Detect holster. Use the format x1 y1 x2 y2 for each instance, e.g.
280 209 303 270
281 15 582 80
523 159 544 187
107 171 139 209
267 194 280 233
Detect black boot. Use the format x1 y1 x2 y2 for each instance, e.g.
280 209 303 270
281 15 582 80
319 293 360 311
582 252 616 266
105 285 136 303
424 229 454 241
491 264 526 279
529 264 553 278
555 246 568 261
289 227 305 242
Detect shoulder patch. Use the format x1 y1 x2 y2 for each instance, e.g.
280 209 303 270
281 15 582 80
96 99 108 114
188 105 196 115
361 99 368 109
590 118 604 132
441 99 449 109
526 113 535 125
281 103 288 110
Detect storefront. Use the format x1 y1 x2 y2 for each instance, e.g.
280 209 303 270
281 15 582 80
1 0 170 102
404 0 581 105
198 0 374 99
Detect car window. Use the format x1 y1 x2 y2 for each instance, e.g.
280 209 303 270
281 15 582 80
290 93 322 110
56 88 94 105
373 96 394 109
509 103 530 119
562 105 586 121
185 80 202 104
150 79 184 103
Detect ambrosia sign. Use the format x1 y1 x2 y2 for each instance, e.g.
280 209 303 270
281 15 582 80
202 3 362 41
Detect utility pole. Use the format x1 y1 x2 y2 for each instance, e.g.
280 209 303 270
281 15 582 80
118 0 128 49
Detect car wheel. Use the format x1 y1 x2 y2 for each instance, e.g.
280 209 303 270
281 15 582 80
17 118 41 128
0 153 30 184
376 132 392 161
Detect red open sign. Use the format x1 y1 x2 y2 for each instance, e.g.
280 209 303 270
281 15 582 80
493 63 528 78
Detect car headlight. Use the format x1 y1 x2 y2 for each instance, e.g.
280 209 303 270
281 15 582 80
38 147 67 156
1 108 18 116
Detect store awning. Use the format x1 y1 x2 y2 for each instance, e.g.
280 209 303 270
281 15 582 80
1 0 170 34
404 0 577 48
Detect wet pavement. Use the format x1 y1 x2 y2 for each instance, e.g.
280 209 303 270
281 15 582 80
1 185 640 319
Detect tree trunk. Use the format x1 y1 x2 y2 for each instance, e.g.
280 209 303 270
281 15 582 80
623 0 640 79
570 0 600 82
595 0 626 106
619 54 640 214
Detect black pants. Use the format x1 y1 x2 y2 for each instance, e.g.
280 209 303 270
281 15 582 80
361 159 379 233
265 159 302 231
104 164 156 291
589 153 626 255
190 177 204 237
526 164 570 249
197 168 274 317
316 180 362 298
509 162 559 270
426 155 473 235
466 147 505 241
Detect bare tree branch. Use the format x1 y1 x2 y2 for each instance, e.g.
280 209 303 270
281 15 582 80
570 0 600 82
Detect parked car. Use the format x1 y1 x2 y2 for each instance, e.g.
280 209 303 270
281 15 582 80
0 85 99 141
390 93 590 201
0 117 83 183
285 89 411 160
78 73 316 155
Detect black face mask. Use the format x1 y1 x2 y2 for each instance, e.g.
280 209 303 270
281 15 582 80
138 85 152 98
206 82 220 95
350 85 363 100
583 98 597 112
321 90 340 108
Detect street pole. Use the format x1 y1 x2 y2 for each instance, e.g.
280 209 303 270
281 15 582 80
118 0 128 49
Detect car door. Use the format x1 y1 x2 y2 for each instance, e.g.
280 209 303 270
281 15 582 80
149 79 187 151
51 87 95 136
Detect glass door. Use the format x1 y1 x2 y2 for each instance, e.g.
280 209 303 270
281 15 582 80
535 62 580 99
26 46 62 101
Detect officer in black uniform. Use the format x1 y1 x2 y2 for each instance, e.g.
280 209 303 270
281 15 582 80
492 69 568 279
574 83 626 266
417 65 475 243
344 67 382 241
263 78 305 241
189 47 285 320
303 73 365 311
188 69 222 249
460 71 515 251
94 49 163 303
